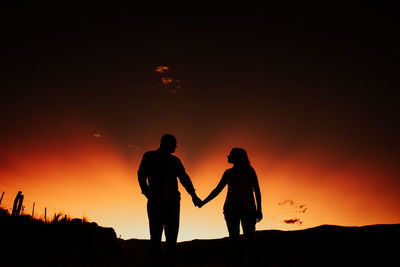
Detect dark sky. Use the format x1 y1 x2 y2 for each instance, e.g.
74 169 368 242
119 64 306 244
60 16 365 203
1 4 400 238
1 4 399 165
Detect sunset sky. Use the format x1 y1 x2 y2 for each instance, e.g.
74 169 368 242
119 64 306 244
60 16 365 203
1 5 399 241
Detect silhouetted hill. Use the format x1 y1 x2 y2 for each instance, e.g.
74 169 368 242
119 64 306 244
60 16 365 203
253 224 399 267
1 207 399 267
123 224 400 267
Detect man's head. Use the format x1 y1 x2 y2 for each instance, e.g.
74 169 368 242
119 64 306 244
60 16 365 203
160 134 177 153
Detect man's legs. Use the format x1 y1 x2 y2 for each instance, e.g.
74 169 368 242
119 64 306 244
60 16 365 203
148 200 163 266
224 213 241 267
164 200 180 267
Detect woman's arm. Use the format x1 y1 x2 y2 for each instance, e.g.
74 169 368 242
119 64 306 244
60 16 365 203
201 175 227 207
252 169 263 222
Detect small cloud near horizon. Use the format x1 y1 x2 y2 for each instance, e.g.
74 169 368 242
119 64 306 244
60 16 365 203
279 199 307 214
93 133 102 138
284 218 303 225
279 199 295 206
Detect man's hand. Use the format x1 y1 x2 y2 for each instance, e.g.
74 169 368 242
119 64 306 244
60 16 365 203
142 188 151 200
256 209 263 223
143 191 150 200
191 194 202 208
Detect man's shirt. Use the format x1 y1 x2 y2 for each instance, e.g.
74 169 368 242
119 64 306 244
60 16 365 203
138 149 195 202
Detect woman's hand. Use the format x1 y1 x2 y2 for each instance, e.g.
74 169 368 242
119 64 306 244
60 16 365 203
198 200 204 208
192 194 202 207
256 210 263 223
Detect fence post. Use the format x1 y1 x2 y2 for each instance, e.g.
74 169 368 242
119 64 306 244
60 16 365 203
45 207 47 223
0 191 4 206
16 194 24 216
12 191 22 216
32 202 35 217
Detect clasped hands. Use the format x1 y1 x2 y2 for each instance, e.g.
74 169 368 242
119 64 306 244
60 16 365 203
191 194 204 208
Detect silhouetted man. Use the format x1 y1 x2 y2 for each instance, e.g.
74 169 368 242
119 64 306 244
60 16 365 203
138 134 201 266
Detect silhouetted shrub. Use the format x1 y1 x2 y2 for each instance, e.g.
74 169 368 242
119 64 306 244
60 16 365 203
0 210 119 265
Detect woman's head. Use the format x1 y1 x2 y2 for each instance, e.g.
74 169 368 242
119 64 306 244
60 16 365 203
227 148 251 167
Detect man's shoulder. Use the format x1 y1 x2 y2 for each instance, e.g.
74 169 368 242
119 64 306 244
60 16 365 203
144 150 158 155
142 150 158 158
142 150 181 162
168 154 183 165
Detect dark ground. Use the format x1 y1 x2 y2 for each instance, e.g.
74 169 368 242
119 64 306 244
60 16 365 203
1 208 399 266
121 224 400 267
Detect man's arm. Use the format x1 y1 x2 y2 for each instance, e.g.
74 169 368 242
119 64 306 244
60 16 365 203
138 153 150 199
179 172 202 207
178 172 196 195
176 159 201 207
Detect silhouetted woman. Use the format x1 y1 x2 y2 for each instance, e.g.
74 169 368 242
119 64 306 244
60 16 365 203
201 148 262 267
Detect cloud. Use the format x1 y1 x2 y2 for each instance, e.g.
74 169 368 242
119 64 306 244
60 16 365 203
161 77 174 85
161 77 182 86
278 199 295 206
155 65 169 73
278 199 307 213
283 218 303 225
154 65 182 93
160 77 182 93
93 133 102 138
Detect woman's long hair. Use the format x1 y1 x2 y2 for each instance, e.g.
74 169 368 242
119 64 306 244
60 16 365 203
230 148 252 169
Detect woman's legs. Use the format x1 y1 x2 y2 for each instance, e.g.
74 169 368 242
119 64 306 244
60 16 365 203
225 213 241 267
241 214 257 266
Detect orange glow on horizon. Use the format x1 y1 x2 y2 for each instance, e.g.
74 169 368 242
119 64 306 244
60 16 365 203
1 128 399 242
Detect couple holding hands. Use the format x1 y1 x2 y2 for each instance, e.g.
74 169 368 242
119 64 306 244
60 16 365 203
138 134 263 266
